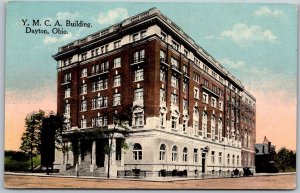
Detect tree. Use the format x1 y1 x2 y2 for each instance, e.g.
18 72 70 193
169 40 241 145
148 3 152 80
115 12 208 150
20 110 45 172
40 114 65 174
275 147 296 172
102 112 131 178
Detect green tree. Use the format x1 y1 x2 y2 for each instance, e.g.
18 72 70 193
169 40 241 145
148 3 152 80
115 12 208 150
20 110 45 172
40 114 65 174
275 147 296 172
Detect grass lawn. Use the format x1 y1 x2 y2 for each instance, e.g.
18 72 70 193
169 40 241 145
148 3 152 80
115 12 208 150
5 155 40 172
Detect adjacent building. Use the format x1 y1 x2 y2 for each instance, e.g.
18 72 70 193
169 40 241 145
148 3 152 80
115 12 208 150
53 7 256 177
255 136 277 173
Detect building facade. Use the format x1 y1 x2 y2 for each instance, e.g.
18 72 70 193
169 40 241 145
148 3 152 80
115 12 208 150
53 8 256 177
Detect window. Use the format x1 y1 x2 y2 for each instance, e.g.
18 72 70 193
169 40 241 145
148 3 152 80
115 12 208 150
141 30 146 39
232 155 235 165
134 69 144 81
184 49 188 57
134 88 144 101
182 119 187 132
160 31 167 41
160 112 165 127
81 53 87 60
113 93 121 106
159 144 166 161
133 50 145 62
65 88 71 98
219 152 222 164
80 118 87 128
91 50 95 57
203 65 209 73
171 116 177 130
64 104 70 114
91 117 97 127
211 151 215 164
172 40 179 51
211 116 216 140
133 143 142 160
219 102 223 111
194 120 199 135
96 116 108 126
171 75 178 88
114 40 121 49
202 112 207 137
193 73 200 83
81 68 87 77
171 93 177 105
113 75 121 87
204 79 209 87
203 93 208 103
95 48 99 56
183 99 188 111
183 82 188 93
93 96 108 109
183 147 188 162
194 87 199 99
160 50 166 61
227 154 230 165
91 64 99 75
194 149 198 163
211 98 216 108
171 146 178 161
64 73 71 83
63 60 68 67
81 100 87 111
237 155 240 165
101 62 109 72
113 57 121 68
134 112 144 126
218 118 223 141
160 89 166 102
171 57 178 68
183 65 188 75
105 44 109 52
132 33 139 42
194 107 199 116
160 69 166 82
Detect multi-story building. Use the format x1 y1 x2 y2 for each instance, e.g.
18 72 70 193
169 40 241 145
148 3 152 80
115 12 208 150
53 7 256 177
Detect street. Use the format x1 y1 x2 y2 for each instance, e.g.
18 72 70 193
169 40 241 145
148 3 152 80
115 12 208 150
4 173 296 189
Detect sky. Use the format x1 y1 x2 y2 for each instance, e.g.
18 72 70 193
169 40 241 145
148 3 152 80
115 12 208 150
5 2 297 151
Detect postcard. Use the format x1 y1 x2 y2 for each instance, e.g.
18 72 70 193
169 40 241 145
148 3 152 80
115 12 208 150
4 1 297 189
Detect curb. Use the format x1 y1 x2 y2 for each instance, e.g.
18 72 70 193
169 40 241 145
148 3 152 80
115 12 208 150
4 172 296 182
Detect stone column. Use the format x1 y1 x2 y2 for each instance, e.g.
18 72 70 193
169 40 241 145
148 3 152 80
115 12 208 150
61 143 67 172
90 141 96 172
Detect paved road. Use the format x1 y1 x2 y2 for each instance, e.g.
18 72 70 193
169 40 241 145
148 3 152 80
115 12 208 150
4 173 296 189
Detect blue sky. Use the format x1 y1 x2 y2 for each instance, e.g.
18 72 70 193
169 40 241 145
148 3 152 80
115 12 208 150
5 2 297 150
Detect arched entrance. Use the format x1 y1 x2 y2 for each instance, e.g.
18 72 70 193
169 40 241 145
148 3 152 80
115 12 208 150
201 146 210 173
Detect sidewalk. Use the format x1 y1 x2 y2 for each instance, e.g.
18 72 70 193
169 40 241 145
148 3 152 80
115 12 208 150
5 171 296 182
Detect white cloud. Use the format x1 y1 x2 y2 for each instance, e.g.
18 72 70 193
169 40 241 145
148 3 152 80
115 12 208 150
43 33 73 45
253 6 285 18
218 58 246 69
220 23 276 46
56 11 79 20
97 8 128 25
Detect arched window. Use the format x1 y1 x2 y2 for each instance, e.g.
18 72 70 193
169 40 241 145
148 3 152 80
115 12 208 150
133 143 142 160
172 145 178 161
159 144 166 161
237 155 240 166
182 147 188 162
227 154 230 165
232 154 235 165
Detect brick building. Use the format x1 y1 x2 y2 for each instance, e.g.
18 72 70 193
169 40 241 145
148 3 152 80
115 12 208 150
53 7 256 177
